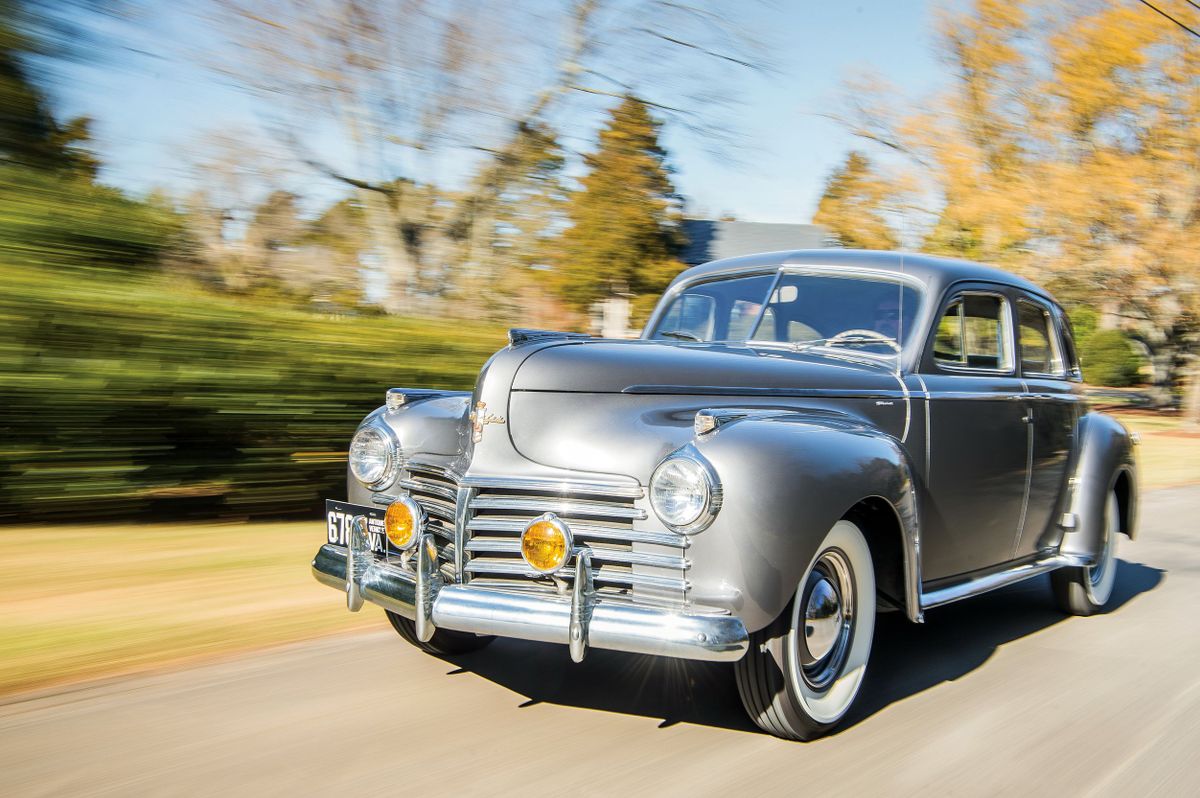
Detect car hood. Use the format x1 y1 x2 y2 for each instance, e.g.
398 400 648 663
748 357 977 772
510 339 900 396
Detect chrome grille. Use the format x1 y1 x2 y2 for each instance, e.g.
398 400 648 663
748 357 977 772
380 461 690 604
463 482 689 602
394 462 459 581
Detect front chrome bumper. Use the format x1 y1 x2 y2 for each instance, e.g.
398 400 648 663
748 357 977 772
311 531 748 663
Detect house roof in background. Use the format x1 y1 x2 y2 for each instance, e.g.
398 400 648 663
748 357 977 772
681 220 829 266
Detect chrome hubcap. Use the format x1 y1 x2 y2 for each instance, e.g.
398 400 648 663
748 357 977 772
803 576 843 662
798 549 855 691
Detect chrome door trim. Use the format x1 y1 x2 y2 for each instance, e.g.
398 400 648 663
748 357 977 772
1013 379 1034 558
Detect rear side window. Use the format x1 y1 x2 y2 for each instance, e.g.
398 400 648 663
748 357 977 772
1018 300 1065 376
934 294 1012 371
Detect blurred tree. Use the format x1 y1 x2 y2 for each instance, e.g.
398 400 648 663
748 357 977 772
206 0 768 310
813 151 899 250
1078 329 1144 388
832 0 1200 411
449 122 568 319
555 95 685 310
0 1 182 272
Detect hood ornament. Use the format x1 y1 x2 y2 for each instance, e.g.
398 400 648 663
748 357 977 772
470 400 506 443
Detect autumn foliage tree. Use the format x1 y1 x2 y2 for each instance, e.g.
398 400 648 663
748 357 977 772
814 151 899 250
826 0 1200 413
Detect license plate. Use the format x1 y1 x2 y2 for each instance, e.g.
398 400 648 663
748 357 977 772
325 500 387 554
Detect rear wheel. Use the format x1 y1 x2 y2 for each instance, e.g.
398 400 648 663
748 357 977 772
1052 491 1120 616
735 519 876 740
385 610 494 655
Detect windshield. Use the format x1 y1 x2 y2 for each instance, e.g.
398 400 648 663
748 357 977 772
649 269 922 355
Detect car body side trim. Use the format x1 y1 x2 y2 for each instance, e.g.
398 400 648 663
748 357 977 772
920 552 1089 610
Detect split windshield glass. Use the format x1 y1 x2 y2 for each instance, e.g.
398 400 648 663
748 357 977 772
650 269 922 355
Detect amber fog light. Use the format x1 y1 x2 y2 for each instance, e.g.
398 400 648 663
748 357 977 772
385 495 424 551
520 513 573 574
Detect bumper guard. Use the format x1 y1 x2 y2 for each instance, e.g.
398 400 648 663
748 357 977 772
312 519 748 663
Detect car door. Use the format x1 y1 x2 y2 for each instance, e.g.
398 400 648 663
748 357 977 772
1013 297 1080 559
918 287 1029 579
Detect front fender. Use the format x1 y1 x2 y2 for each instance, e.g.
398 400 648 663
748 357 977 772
687 411 922 633
1057 412 1137 563
346 390 471 504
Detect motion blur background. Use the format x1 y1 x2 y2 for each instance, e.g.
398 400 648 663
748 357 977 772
1 0 1199 695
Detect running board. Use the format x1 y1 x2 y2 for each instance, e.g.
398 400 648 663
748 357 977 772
920 552 1091 611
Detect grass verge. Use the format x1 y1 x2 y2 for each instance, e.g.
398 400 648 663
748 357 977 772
0 521 377 696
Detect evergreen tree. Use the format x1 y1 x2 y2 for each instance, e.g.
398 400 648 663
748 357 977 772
556 95 685 309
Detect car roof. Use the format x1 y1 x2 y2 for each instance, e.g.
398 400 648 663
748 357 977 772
670 248 1055 305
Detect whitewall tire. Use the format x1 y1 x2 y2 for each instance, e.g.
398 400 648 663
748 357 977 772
1052 491 1120 615
735 519 876 740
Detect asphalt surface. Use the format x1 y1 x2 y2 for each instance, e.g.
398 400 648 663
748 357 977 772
3 487 1199 796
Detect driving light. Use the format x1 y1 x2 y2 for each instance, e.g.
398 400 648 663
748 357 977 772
650 451 721 533
385 495 423 550
520 513 573 574
348 425 399 488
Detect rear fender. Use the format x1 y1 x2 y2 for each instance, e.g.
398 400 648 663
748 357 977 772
686 410 922 633
1058 412 1138 563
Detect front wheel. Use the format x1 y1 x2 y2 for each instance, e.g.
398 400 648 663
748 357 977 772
1052 491 1120 616
735 519 876 740
385 610 494 655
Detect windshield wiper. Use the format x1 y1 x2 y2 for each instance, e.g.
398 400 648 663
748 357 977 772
658 330 703 342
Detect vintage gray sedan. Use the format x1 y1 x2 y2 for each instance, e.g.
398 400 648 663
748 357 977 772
313 249 1137 740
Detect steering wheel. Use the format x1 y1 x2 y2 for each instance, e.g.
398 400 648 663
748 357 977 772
826 329 902 353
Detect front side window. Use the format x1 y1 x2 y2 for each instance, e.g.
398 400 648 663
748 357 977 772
650 269 921 356
934 293 1012 371
1018 300 1065 376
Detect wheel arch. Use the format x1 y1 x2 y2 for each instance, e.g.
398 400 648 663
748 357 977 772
843 495 921 622
687 412 925 631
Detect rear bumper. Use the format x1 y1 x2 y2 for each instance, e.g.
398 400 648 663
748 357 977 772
312 540 748 662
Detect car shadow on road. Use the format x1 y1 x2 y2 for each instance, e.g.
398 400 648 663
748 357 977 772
843 558 1164 731
440 559 1164 736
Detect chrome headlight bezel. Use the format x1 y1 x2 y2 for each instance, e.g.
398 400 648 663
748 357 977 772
649 447 722 534
348 423 401 490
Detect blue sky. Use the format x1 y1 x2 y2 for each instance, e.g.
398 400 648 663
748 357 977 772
49 1 950 224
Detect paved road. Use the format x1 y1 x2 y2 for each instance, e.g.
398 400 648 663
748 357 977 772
3 487 1199 796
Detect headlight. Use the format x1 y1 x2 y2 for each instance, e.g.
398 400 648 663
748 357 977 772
348 425 399 488
649 450 721 533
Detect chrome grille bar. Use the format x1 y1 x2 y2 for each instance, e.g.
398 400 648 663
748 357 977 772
462 475 643 499
464 558 688 592
465 517 685 548
398 477 456 502
469 495 646 520
465 538 688 569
